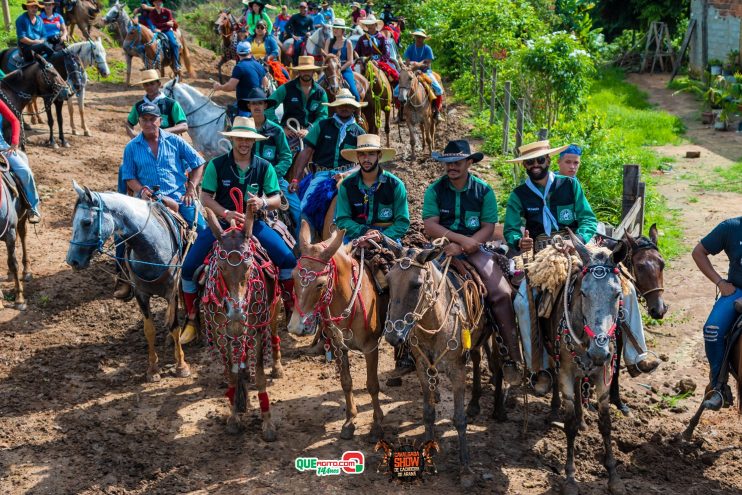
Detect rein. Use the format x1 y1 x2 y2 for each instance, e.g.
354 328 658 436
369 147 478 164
625 240 665 300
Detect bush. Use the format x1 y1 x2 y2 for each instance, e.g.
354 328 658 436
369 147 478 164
180 1 238 52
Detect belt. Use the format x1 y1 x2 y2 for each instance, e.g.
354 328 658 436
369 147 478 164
371 222 393 228
313 163 354 174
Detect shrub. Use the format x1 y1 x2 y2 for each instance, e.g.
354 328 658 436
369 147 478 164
180 1 238 52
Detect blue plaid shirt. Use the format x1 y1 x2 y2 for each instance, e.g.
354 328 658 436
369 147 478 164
120 130 204 201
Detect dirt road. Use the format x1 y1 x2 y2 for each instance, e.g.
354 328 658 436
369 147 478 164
0 50 740 494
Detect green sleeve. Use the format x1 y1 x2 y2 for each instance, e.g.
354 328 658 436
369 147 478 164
262 12 273 34
384 181 410 240
263 163 280 196
481 188 499 224
170 101 187 125
334 183 367 239
503 192 525 249
272 124 293 178
202 160 218 193
316 90 329 121
304 120 322 148
264 85 286 122
126 104 139 127
572 179 598 244
421 184 439 219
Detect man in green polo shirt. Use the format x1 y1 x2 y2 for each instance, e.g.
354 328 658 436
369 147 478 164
422 140 523 384
335 133 409 241
125 69 188 139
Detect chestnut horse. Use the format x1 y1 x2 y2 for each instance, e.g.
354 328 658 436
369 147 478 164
288 221 386 442
214 9 238 84
122 19 194 84
397 64 434 160
320 53 368 102
202 208 283 440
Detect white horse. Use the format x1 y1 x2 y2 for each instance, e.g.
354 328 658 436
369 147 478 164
65 38 111 136
305 24 332 57
161 79 229 158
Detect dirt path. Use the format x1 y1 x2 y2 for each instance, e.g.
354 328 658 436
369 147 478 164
0 53 741 494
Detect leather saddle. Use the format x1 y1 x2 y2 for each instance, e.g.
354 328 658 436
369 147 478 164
155 32 173 60
1 167 30 208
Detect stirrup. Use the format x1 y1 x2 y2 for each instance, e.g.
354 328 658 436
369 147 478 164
179 319 198 345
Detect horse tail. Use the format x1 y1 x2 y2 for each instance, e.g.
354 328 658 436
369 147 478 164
178 30 195 78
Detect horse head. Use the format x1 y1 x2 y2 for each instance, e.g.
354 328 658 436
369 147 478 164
215 10 235 37
624 223 666 319
322 53 342 95
33 53 70 101
288 220 346 336
90 37 111 77
67 181 115 270
103 0 121 24
61 51 85 96
569 230 627 366
383 240 445 347
397 64 414 104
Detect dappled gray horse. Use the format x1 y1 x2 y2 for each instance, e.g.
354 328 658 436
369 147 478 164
66 182 190 382
65 39 111 137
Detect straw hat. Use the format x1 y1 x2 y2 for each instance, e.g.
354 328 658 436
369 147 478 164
341 134 395 163
290 55 324 72
136 69 165 85
411 29 429 39
351 2 361 8
322 88 367 109
331 18 350 30
360 17 383 31
21 0 42 10
221 116 268 140
505 140 569 163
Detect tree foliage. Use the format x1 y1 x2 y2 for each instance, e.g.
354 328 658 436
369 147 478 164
592 0 690 41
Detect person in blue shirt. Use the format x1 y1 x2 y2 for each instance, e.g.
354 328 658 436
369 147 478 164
39 0 67 48
402 29 443 119
114 103 206 302
309 2 325 28
212 41 267 102
16 1 55 61
320 1 334 25
692 216 742 410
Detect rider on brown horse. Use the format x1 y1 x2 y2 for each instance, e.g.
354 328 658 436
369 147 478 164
354 16 398 83
402 29 443 120
692 216 742 410
423 139 523 385
139 0 181 71
504 139 660 395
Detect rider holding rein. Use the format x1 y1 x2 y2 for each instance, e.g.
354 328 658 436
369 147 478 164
213 41 267 103
126 69 187 139
692 216 742 410
354 17 387 64
247 20 279 60
243 0 273 36
323 19 361 101
0 99 42 223
283 2 313 65
180 116 297 336
16 1 55 62
422 139 523 383
40 0 67 49
139 0 181 72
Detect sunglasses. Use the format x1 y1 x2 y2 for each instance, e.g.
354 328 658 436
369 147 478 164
256 25 266 29
523 156 547 167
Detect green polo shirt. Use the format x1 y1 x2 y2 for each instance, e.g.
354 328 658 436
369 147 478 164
422 174 499 235
127 96 187 130
202 154 280 197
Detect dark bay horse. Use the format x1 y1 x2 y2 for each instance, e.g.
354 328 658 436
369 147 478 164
201 208 282 441
66 183 191 382
288 222 386 442
64 0 101 40
214 9 238 84
397 64 434 160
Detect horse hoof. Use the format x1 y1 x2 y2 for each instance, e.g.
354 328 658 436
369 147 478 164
271 366 284 379
434 389 441 404
339 423 355 440
262 427 278 442
72 130 79 136
561 480 579 495
466 402 480 419
15 302 27 311
613 401 631 416
84 130 91 137
225 420 242 435
460 468 476 488
146 371 161 382
50 142 58 150
385 376 402 387
366 424 384 444
62 141 71 148
176 365 191 378
493 410 508 423
609 478 626 495
23 272 32 282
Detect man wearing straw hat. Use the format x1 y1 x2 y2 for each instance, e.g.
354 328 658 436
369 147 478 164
180 116 298 340
289 88 365 213
16 1 55 62
126 69 188 139
403 29 443 120
265 55 328 144
504 140 659 395
422 139 523 384
354 15 398 82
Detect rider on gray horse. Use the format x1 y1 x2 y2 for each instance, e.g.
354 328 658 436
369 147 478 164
114 103 206 307
126 69 188 140
422 139 523 385
692 216 742 410
504 139 659 396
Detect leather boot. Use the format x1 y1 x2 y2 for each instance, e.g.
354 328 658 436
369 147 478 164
626 356 660 377
180 292 199 344
386 343 415 387
279 279 295 320
113 276 132 300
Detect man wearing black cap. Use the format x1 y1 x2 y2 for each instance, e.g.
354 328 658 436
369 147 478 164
421 139 523 384
379 3 396 26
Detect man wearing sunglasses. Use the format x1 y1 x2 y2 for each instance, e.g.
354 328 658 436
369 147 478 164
504 140 659 398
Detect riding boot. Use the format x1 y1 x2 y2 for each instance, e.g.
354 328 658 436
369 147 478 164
701 382 725 411
279 278 295 319
386 343 415 387
113 276 132 300
180 292 199 344
433 95 443 121
626 356 660 377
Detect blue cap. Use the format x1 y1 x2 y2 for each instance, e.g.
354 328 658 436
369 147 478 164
138 102 161 117
236 41 252 55
559 144 582 157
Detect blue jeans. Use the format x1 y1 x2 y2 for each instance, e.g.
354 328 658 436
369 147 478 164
163 30 180 69
181 219 297 294
279 177 300 231
342 68 361 101
7 151 40 212
704 287 742 386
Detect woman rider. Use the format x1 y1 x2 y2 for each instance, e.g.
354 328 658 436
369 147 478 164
323 18 361 101
180 117 296 339
39 0 67 50
247 20 279 61
243 0 273 36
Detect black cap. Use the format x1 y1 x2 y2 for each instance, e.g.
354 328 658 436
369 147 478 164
138 102 161 117
237 88 278 112
432 140 484 163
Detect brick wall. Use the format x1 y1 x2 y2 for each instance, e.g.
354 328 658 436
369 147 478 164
709 0 742 18
690 0 742 72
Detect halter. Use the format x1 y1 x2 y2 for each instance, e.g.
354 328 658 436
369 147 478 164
625 239 665 300
398 69 426 109
69 193 107 252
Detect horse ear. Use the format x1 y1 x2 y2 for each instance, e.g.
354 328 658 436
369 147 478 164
243 210 254 238
298 219 312 253
320 228 345 260
414 247 439 265
566 228 591 266
648 223 659 245
72 180 90 202
611 240 628 266
622 230 638 250
204 207 224 241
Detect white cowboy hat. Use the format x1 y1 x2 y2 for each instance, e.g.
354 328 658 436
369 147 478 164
411 29 429 38
360 17 384 31
290 55 324 72
220 116 268 140
322 88 367 109
136 69 166 85
341 134 396 163
505 139 570 163
331 18 350 29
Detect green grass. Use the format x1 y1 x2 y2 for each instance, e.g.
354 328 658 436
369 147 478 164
88 60 127 85
694 162 742 194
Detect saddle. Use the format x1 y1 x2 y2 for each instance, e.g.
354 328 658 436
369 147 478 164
155 32 174 60
1 168 31 209
6 49 27 72
417 72 437 102
261 208 296 250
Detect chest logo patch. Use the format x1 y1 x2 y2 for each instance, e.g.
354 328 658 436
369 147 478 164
379 207 393 219
466 216 480 228
559 209 575 223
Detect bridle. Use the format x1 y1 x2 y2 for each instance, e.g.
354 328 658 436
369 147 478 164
398 69 426 109
322 55 343 95
125 24 162 69
623 239 665 300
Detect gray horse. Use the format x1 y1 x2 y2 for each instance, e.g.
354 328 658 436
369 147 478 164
547 232 628 495
0 152 32 310
66 182 190 381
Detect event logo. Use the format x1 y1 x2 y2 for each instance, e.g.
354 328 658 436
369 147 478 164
374 439 439 483
294 451 365 477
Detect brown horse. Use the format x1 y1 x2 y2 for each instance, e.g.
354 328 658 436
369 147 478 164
122 19 194 84
321 53 368 102
65 0 101 40
359 59 392 146
214 9 238 84
202 209 282 440
288 221 386 442
397 64 434 160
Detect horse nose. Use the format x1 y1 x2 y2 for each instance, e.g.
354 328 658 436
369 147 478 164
588 342 611 366
649 302 668 319
384 331 404 347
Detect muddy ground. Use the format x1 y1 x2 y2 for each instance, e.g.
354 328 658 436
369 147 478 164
0 42 740 495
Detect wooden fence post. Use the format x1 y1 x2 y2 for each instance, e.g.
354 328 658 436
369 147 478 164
1 0 9 31
502 81 511 155
636 181 646 234
478 56 484 112
515 98 524 150
621 164 646 236
489 66 497 125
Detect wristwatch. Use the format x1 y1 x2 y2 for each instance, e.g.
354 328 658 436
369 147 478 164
223 209 230 219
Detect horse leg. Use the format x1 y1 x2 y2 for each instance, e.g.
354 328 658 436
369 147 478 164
451 365 475 488
365 346 384 443
561 373 580 495
79 90 90 137
6 228 25 310
45 102 56 149
270 300 284 378
256 340 278 442
466 346 482 418
217 56 225 84
599 386 625 494
338 351 358 439
225 370 243 434
67 97 77 136
384 108 391 147
56 101 68 148
610 334 630 415
407 118 416 161
136 294 161 382
168 291 190 378
548 371 562 424
125 53 133 86
30 98 40 125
